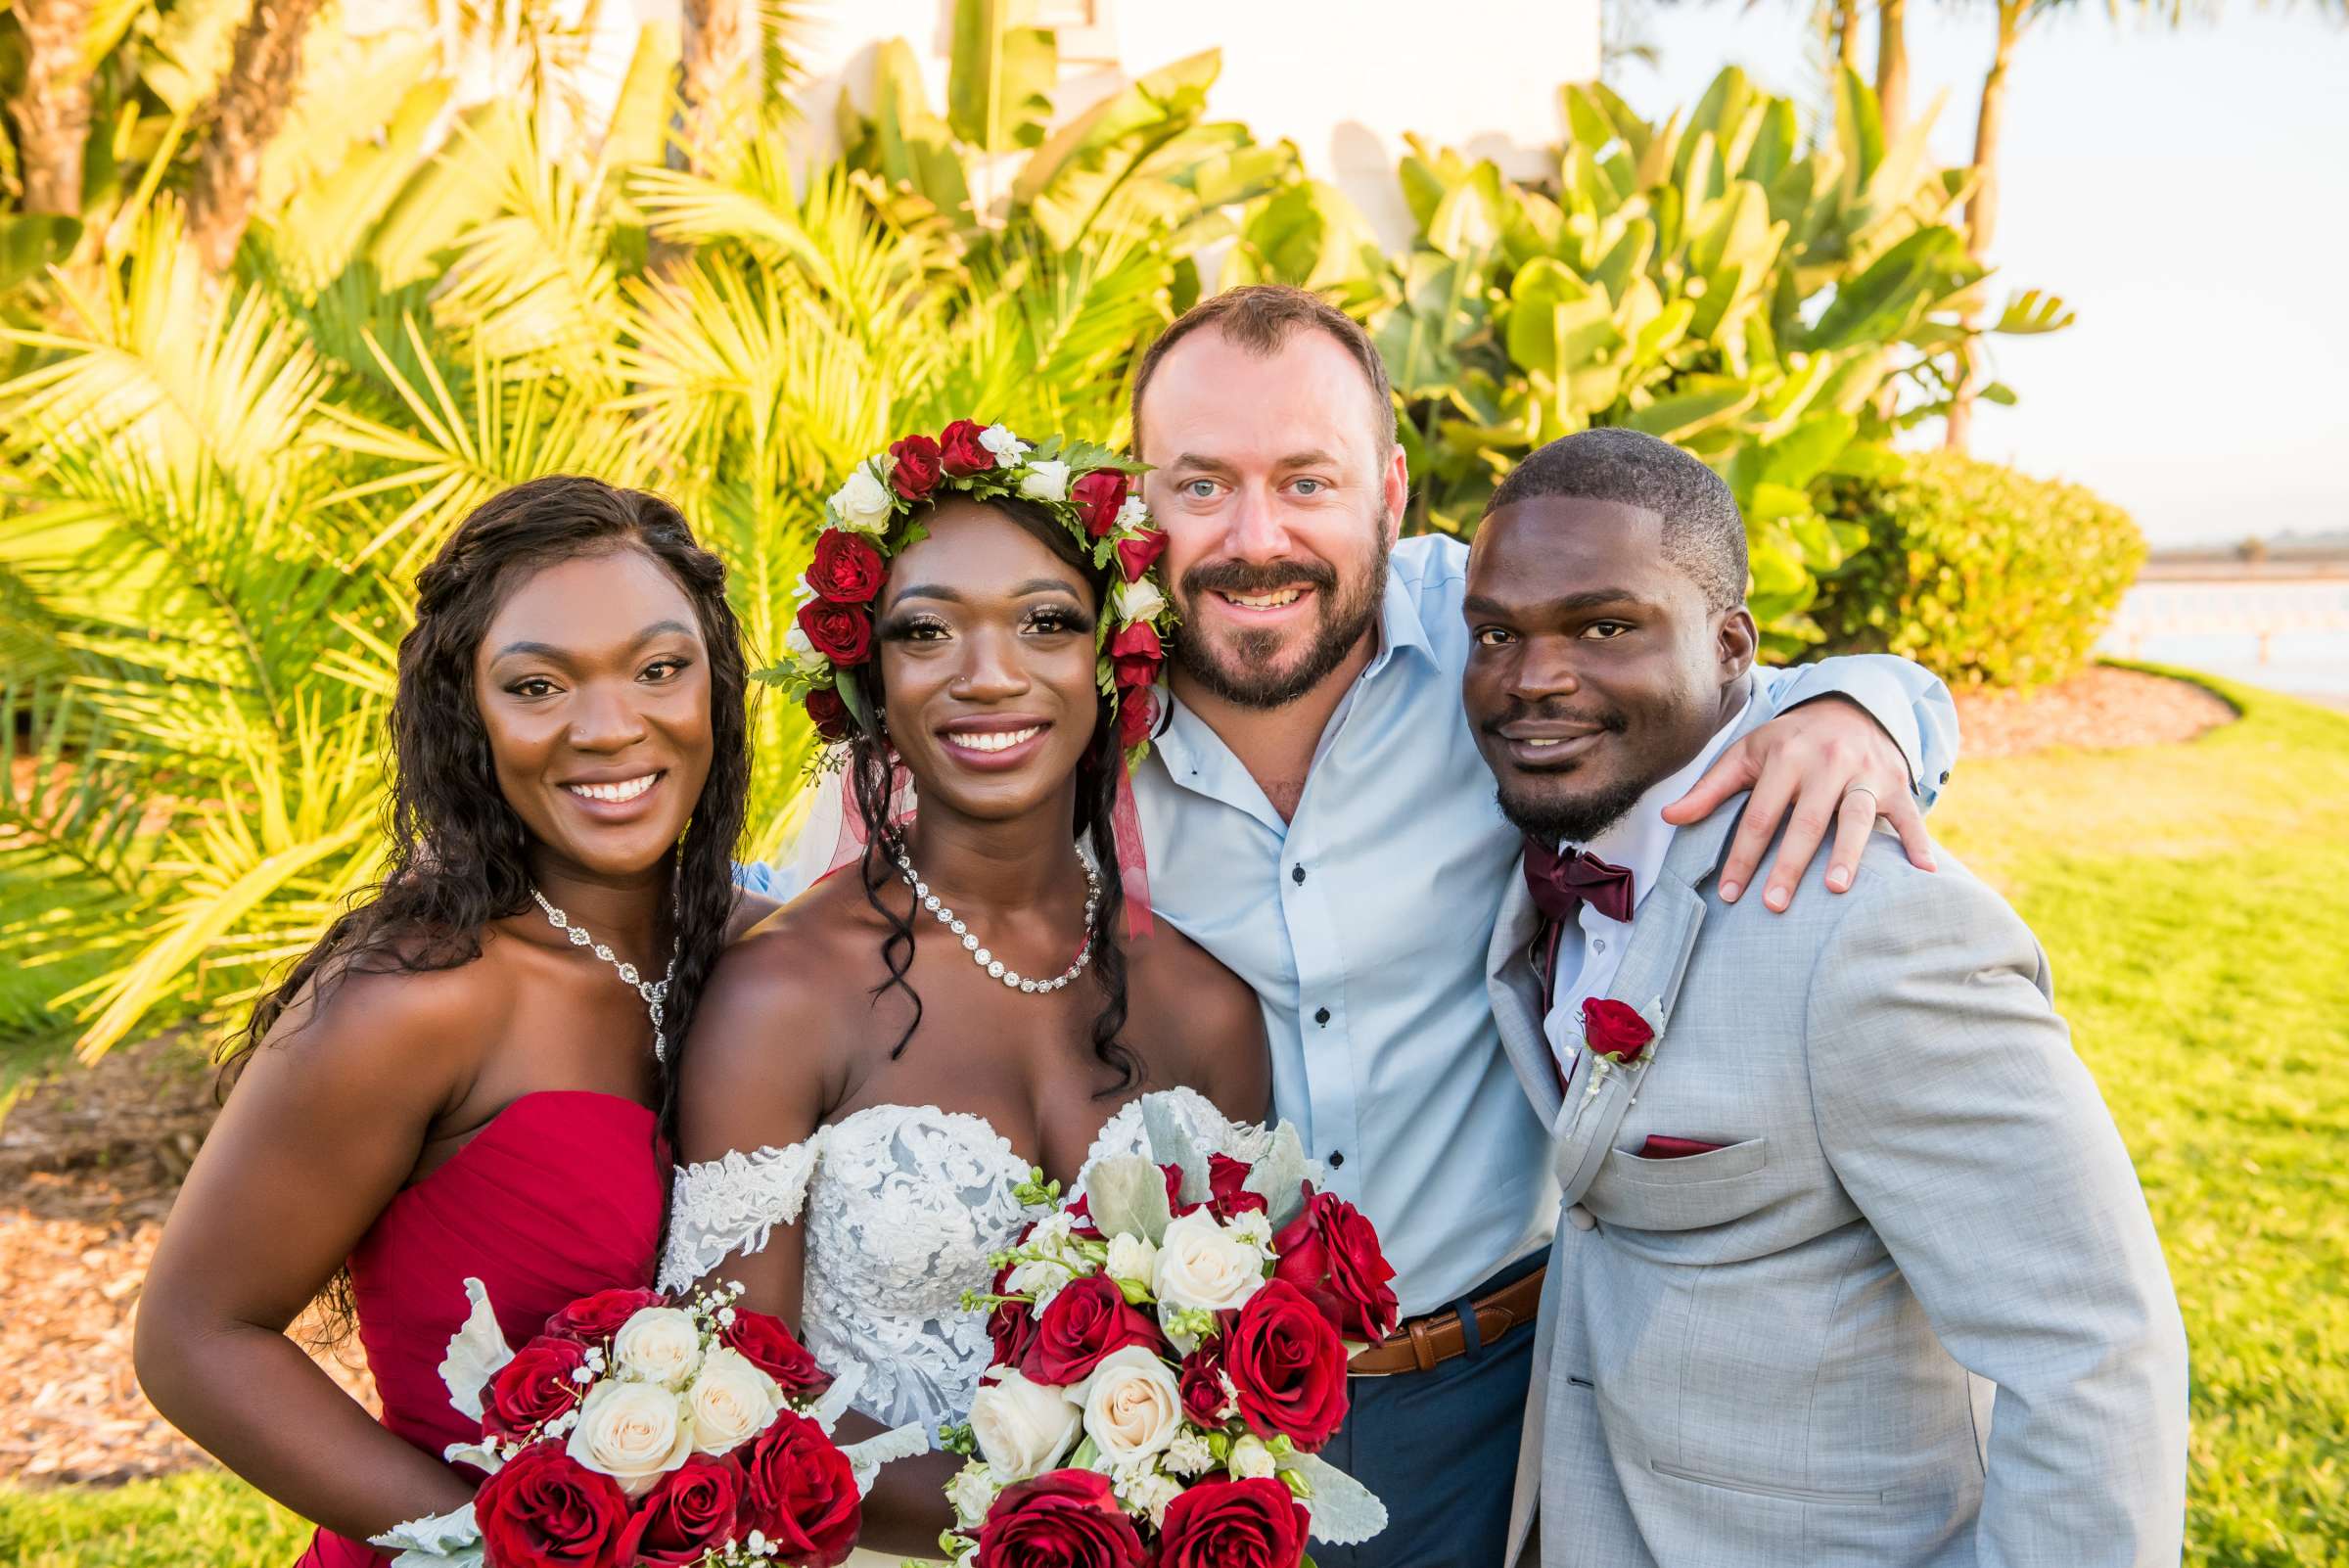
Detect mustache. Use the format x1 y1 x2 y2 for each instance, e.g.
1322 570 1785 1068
1478 700 1629 739
1180 558 1339 598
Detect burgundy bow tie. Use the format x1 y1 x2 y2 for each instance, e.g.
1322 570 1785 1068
1523 838 1636 926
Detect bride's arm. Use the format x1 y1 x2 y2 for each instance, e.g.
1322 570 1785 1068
134 968 484 1539
668 929 964 1558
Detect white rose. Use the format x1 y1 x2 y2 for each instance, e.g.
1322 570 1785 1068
829 463 896 534
1018 459 1072 503
1228 1434 1277 1480
611 1307 703 1389
684 1347 783 1456
969 1368 1082 1483
978 424 1031 462
1152 1209 1268 1314
947 1459 1000 1529
1110 577 1167 626
1079 1346 1182 1463
1104 1233 1157 1290
566 1379 695 1495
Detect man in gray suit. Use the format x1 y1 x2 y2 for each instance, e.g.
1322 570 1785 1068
1468 429 2188 1568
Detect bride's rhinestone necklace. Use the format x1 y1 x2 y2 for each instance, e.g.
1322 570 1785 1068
893 843 1100 994
530 889 677 1062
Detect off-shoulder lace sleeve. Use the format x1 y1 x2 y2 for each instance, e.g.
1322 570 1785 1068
658 1130 829 1294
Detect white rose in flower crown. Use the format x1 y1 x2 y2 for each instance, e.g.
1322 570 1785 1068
567 1379 695 1495
1114 494 1150 530
829 463 896 534
783 619 823 669
1018 459 1072 503
1153 1209 1269 1314
978 424 1031 463
612 1307 703 1388
1080 1345 1183 1463
1110 577 1167 627
969 1368 1082 1483
1228 1434 1278 1480
1104 1232 1157 1291
684 1347 783 1456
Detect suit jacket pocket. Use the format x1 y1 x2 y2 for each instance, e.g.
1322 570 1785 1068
1588 1137 1771 1232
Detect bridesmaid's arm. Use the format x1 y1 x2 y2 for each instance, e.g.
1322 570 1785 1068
135 966 484 1540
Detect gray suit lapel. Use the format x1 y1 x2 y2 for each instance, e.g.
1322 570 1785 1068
1489 871 1563 1128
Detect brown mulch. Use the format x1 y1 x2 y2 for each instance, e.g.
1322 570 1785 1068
1947 665 2236 759
0 1036 374 1485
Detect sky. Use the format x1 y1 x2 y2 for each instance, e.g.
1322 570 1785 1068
1610 1 2349 549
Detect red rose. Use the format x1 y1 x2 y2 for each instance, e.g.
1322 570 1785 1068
1206 1154 1267 1222
1022 1274 1164 1387
483 1336 587 1442
1117 687 1160 751
808 530 886 606
1155 1475 1313 1568
473 1444 631 1568
1178 1336 1236 1428
804 685 852 743
940 418 995 477
796 599 873 665
889 434 944 501
1219 1279 1350 1453
721 1310 835 1403
617 1453 744 1568
542 1287 665 1345
1071 469 1130 538
1580 997 1654 1063
1113 527 1167 582
739 1409 861 1568
1272 1187 1400 1344
976 1469 1148 1568
1108 623 1164 691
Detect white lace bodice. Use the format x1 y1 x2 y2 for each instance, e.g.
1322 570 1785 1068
660 1088 1267 1439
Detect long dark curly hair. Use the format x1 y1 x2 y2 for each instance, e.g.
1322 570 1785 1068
227 476 753 1086
845 495 1141 1095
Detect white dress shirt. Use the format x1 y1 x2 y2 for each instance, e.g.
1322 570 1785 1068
1541 689 1752 1081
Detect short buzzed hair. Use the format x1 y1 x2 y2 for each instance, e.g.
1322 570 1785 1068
1131 284 1395 457
1486 428 1748 612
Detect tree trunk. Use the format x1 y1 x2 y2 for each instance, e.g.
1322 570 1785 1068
677 0 762 174
186 0 328 274
6 0 97 215
1837 0 1864 71
1945 0 2024 453
1876 0 1910 139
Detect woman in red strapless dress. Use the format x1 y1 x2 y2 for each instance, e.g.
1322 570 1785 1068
133 479 763 1563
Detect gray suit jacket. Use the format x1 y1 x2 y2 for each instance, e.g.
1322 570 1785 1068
1493 722 2188 1568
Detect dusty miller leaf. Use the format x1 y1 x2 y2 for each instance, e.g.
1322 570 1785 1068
1142 1093 1212 1206
1085 1154 1175 1244
1244 1121 1313 1230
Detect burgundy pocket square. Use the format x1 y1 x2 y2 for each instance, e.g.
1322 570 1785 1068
1638 1135 1727 1160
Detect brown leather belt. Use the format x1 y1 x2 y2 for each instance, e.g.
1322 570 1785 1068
1346 1265 1545 1377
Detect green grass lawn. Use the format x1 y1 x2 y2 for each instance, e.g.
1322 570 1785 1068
3 668 2344 1564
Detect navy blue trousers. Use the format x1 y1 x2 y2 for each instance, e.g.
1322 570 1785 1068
1311 1248 1546 1568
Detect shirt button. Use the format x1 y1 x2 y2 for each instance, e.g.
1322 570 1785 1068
1313 1006 1331 1026
1593 938 1606 953
1291 863 1307 885
1327 1150 1346 1168
1940 769 1952 784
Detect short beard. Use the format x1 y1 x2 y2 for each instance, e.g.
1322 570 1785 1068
1492 774 1649 850
1174 523 1392 711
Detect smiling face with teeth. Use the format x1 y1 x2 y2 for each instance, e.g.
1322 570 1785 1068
870 498 1108 827
474 548 714 887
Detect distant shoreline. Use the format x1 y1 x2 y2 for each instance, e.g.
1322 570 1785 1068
2140 555 2349 582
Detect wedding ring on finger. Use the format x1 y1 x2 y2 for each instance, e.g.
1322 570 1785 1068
1842 785 1882 816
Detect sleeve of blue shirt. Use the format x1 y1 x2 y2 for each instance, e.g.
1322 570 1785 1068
1760 654 1961 813
731 856 804 900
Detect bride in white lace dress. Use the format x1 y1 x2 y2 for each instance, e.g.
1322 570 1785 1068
661 486 1270 1562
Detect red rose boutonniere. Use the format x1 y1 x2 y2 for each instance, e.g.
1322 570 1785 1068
1573 997 1657 1126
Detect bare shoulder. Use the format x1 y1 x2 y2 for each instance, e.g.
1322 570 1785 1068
1121 920 1268 1114
243 937 517 1113
674 871 882 1107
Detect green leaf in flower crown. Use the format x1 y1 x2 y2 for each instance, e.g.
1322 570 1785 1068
1142 1094 1213 1206
1059 438 1146 477
834 671 871 733
1085 1155 1175 1244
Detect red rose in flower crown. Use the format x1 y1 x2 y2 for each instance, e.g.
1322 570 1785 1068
804 685 851 744
939 418 996 477
1580 997 1655 1062
1155 1476 1313 1568
1115 527 1168 582
889 433 944 500
807 530 885 605
1108 622 1165 691
1072 467 1130 538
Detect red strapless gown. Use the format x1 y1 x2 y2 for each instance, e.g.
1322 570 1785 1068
297 1090 667 1567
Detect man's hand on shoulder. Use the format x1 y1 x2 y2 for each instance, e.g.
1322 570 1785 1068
1665 695 1936 912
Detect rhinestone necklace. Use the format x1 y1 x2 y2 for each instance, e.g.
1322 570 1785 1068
893 843 1100 993
530 888 677 1062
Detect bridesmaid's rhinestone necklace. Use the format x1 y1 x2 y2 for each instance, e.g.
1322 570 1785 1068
894 843 1099 993
530 889 676 1062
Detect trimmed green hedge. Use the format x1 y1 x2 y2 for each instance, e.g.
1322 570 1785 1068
1816 454 2145 688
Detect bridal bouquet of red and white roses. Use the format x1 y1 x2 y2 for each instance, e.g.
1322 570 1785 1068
934 1105 1397 1568
375 1280 909 1568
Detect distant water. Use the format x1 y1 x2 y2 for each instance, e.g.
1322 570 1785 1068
2100 577 2349 707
